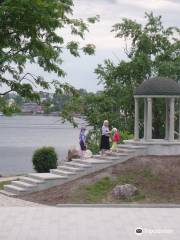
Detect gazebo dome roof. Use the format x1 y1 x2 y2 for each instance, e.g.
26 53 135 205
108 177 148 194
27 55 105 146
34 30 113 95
134 77 180 96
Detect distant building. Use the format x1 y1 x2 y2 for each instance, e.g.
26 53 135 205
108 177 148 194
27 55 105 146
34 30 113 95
21 103 44 114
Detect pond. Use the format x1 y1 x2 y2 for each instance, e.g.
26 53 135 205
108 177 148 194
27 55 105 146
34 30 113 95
0 115 85 176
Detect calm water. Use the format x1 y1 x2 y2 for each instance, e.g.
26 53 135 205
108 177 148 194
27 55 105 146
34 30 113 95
0 115 85 176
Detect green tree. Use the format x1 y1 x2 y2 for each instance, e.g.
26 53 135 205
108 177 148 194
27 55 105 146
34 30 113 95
42 99 52 114
95 12 180 138
59 12 180 139
0 0 99 100
0 96 20 115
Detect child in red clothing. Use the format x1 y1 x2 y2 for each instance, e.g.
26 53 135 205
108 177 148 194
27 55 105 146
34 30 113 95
111 128 120 151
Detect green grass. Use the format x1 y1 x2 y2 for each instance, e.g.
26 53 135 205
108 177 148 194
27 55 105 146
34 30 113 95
0 181 11 190
70 168 160 203
125 193 146 202
116 173 136 184
84 177 115 202
140 168 159 180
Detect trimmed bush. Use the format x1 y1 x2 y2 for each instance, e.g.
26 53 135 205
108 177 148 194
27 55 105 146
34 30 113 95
32 146 58 173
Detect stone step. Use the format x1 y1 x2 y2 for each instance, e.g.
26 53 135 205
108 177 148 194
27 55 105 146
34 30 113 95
115 148 135 153
105 152 128 157
50 169 75 176
4 185 27 195
118 145 146 149
0 190 17 197
28 173 67 181
93 155 120 160
65 162 92 168
20 176 45 184
85 158 113 164
72 159 93 165
11 181 36 189
58 165 84 172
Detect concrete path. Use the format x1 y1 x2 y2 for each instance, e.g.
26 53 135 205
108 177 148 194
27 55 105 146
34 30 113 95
0 193 41 207
0 205 179 239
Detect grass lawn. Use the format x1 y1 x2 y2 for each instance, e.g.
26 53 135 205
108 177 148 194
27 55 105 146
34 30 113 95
70 169 157 203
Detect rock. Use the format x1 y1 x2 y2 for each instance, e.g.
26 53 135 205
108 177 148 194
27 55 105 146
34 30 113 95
67 147 80 161
112 184 138 199
84 150 93 159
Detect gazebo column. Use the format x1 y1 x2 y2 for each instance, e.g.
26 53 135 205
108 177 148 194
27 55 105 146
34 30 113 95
165 99 169 140
169 97 175 141
134 97 139 140
144 98 147 139
147 97 152 140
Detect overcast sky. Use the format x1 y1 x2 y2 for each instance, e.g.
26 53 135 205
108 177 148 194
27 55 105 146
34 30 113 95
4 0 180 94
61 0 180 92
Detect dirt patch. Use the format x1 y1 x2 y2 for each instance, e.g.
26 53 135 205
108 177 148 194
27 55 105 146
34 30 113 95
20 156 180 205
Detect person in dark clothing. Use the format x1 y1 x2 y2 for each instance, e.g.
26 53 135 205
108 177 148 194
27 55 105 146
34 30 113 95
100 120 110 155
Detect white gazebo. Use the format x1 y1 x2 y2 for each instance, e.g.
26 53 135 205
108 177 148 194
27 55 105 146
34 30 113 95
133 77 180 142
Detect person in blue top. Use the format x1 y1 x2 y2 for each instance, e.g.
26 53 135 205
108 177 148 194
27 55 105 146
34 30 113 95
79 127 86 158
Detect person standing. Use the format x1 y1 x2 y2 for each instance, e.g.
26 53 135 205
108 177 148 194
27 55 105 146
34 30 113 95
79 127 86 158
111 128 120 151
100 120 110 155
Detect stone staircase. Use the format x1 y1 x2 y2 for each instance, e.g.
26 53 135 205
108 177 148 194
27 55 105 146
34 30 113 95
0 143 147 196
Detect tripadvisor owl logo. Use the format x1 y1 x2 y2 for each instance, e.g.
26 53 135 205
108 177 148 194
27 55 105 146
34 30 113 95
135 227 143 235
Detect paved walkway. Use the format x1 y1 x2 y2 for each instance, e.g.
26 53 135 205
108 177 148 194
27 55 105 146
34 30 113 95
0 202 179 239
0 193 41 207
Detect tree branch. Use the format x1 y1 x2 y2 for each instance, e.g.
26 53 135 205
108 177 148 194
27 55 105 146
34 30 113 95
0 89 13 96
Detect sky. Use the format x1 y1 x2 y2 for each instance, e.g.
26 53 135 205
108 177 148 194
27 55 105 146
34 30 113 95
61 0 180 92
2 0 180 93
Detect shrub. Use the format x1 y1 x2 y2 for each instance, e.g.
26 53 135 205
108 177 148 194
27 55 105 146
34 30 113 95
1 104 21 116
119 130 134 144
86 129 101 154
32 146 58 173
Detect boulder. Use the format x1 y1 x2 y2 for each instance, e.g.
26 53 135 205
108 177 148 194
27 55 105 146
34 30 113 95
112 184 138 199
67 148 80 161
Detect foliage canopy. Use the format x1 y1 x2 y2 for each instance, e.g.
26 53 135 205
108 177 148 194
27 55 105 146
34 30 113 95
62 12 180 138
0 0 99 100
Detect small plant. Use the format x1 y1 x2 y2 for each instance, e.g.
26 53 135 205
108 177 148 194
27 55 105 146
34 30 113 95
119 130 134 144
32 146 58 173
86 129 101 154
